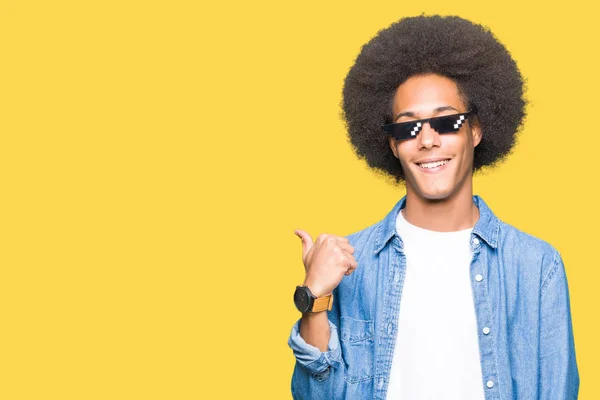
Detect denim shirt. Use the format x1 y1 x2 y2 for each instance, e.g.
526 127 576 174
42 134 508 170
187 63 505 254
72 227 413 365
288 195 579 399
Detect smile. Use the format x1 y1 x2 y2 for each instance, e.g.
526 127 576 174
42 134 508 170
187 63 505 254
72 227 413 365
417 159 450 169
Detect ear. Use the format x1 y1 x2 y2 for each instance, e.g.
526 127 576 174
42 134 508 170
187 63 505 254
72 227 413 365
388 136 399 158
471 118 482 148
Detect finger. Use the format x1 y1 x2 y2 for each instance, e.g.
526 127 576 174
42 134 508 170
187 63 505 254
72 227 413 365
333 235 350 243
346 256 358 270
338 250 358 270
294 229 314 258
319 234 349 244
337 241 355 254
337 247 357 263
345 263 358 276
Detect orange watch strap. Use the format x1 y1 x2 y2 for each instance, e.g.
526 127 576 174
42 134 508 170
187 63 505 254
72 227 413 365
311 293 334 312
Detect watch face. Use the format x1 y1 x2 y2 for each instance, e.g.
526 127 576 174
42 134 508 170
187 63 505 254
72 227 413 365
294 287 311 312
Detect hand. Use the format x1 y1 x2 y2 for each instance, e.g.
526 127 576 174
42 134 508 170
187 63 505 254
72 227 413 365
294 229 357 298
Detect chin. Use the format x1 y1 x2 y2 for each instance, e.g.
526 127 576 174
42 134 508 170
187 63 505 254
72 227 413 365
414 184 455 202
421 192 452 202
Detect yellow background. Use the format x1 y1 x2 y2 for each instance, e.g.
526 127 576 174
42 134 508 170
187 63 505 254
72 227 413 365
0 0 597 398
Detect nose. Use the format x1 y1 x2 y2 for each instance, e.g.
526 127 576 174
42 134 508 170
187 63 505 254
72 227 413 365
417 121 441 150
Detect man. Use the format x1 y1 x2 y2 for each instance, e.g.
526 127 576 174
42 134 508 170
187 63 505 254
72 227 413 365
287 15 579 400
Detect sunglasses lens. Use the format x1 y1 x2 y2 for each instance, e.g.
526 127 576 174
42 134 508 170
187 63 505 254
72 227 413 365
386 121 422 140
431 114 467 134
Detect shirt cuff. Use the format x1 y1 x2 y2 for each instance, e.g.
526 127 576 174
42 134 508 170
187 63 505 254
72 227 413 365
288 318 342 375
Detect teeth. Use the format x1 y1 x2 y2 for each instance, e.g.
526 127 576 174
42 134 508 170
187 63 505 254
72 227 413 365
418 159 449 169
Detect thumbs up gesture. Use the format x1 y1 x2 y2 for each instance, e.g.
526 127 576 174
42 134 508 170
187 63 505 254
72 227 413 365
294 230 357 298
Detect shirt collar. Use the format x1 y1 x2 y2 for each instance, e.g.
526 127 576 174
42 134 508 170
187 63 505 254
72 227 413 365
373 194 499 255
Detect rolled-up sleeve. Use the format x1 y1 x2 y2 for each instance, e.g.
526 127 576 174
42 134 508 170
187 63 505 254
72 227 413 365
288 318 342 377
288 316 345 400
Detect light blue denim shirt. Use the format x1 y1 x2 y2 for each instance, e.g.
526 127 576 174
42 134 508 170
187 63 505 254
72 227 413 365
288 195 579 399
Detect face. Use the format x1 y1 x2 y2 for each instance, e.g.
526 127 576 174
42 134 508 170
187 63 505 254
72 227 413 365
388 74 482 201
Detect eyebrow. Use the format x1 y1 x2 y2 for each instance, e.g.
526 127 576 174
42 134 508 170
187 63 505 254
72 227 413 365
394 106 459 122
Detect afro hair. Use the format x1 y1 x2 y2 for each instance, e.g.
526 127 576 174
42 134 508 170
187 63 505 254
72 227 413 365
341 15 527 184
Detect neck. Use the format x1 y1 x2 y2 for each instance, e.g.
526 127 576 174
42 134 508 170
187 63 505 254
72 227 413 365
402 180 479 232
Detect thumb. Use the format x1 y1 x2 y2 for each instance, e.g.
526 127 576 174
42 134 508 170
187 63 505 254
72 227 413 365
294 229 314 258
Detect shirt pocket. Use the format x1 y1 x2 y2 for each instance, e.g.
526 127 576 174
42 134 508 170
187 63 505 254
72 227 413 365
340 316 375 383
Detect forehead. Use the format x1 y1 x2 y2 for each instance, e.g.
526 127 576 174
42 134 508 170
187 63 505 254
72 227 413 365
393 74 465 113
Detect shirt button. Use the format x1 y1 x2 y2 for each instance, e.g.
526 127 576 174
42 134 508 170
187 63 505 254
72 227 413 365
394 271 400 283
387 322 393 335
378 378 385 389
486 380 494 388
475 274 483 282
472 237 480 246
483 327 490 335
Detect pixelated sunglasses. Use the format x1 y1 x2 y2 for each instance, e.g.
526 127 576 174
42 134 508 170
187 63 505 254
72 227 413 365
382 110 476 141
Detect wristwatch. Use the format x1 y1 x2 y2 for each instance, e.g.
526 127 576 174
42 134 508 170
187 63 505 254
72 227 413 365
294 285 334 313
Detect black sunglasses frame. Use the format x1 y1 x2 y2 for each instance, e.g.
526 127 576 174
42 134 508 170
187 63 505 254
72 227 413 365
382 110 476 141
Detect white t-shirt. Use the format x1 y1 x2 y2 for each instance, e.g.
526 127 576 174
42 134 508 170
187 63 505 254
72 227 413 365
386 209 485 399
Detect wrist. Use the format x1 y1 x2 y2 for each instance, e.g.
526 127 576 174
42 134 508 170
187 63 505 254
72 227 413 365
303 279 328 298
294 284 334 313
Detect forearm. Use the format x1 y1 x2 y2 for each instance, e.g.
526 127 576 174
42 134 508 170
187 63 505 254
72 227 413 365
299 311 331 352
